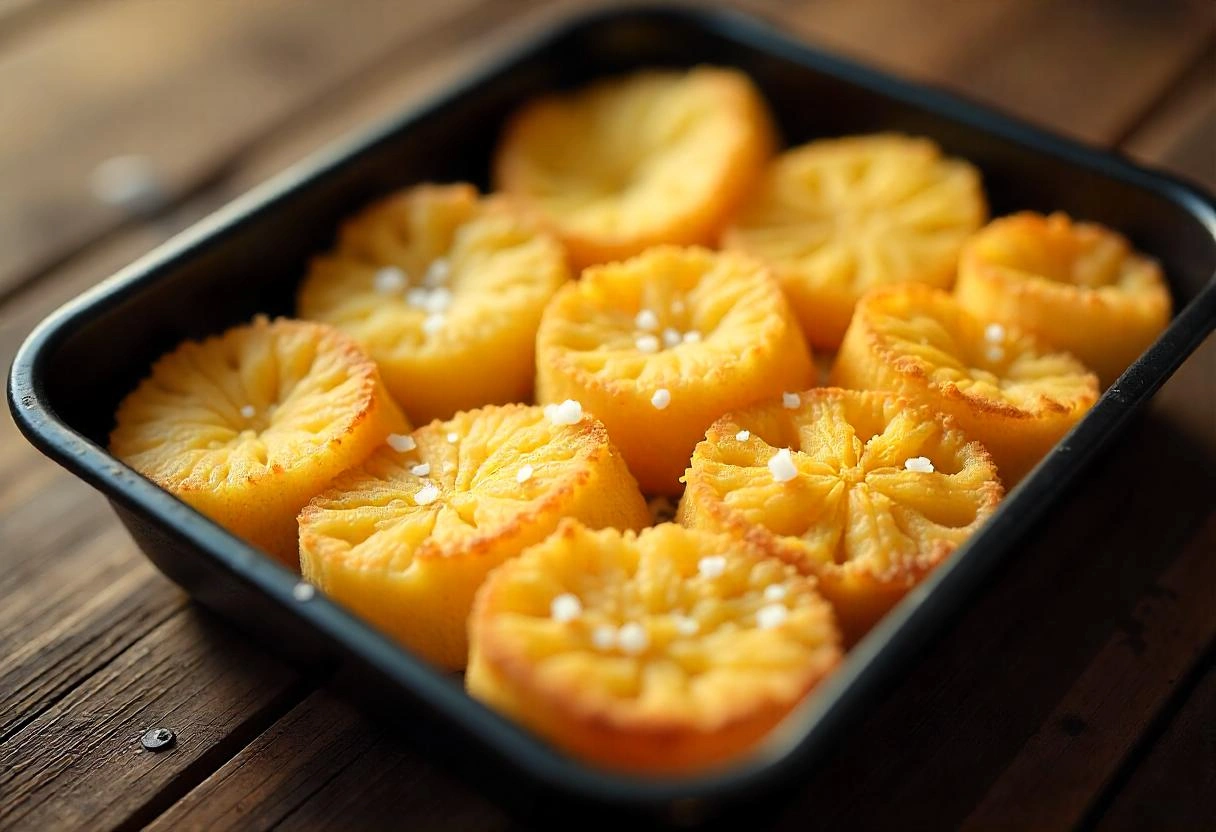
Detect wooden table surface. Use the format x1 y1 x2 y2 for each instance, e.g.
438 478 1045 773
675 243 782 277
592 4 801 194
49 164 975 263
1 1 1213 829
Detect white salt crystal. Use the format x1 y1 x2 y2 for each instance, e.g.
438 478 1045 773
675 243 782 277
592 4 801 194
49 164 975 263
782 391 801 409
413 483 440 505
616 622 649 655
735 430 751 442
635 334 660 354
768 448 798 483
422 312 445 335
591 625 617 651
674 616 700 636
756 603 788 629
763 584 787 602
386 433 416 452
635 309 659 331
662 327 682 348
545 399 583 425
698 555 727 579
651 388 671 410
904 456 935 473
550 593 582 622
239 404 256 419
373 266 407 294
423 287 453 314
516 464 534 484
410 462 431 477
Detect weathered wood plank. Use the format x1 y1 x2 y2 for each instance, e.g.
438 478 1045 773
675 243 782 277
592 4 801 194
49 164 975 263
144 691 506 832
0 214 204 743
962 512 1216 830
0 608 305 832
1123 44 1216 192
0 521 184 742
0 0 491 300
786 0 1214 145
1093 658 1216 832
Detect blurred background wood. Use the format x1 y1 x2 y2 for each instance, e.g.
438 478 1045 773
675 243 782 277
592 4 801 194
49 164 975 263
1 1 1212 829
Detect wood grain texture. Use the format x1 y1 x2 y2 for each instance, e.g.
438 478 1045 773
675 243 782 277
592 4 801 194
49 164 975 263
1094 657 1216 832
1123 43 1216 192
962 513 1216 830
0 1 1212 829
782 0 1214 143
0 0 491 300
144 691 506 832
0 609 305 831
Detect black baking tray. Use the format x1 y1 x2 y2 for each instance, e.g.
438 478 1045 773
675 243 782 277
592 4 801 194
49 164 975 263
9 3 1216 826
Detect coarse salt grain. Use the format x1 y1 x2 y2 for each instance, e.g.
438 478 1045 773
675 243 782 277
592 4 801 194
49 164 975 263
292 582 316 602
423 287 453 314
683 330 702 344
424 258 450 287
763 584 787 602
373 266 407 294
662 327 682 348
591 624 616 651
635 334 660 354
550 593 582 622
413 483 440 505
674 616 699 636
984 322 1006 342
617 622 649 655
422 313 445 335
698 555 727 579
386 433 416 452
635 309 659 331
545 399 583 425
904 456 935 473
410 462 431 477
756 603 788 629
651 388 671 410
240 404 256 419
768 448 798 483
735 429 751 442
782 391 800 409
516 464 534 483
986 344 1005 363
406 287 430 307
446 431 459 444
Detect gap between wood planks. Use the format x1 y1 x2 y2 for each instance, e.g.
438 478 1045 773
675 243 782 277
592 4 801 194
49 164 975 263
1090 649 1216 831
0 0 1213 829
